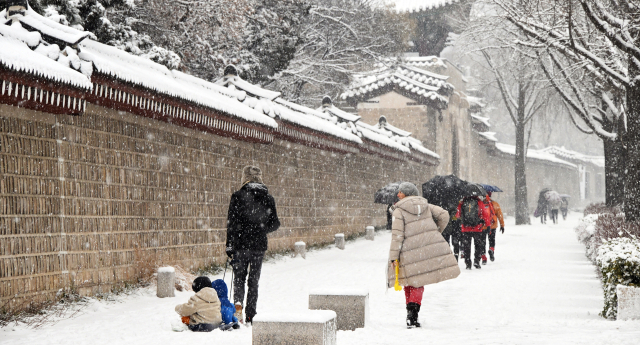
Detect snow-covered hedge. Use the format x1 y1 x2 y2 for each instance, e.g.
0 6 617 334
575 214 600 262
595 238 640 319
575 204 640 319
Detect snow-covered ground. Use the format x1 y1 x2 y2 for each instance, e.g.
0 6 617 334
2 212 640 344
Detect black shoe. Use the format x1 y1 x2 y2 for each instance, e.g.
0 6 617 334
245 315 253 325
406 303 421 328
489 249 495 262
465 259 472 270
473 261 482 269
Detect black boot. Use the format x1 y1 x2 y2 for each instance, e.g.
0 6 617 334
488 249 495 262
406 303 421 328
473 260 482 269
454 254 459 262
465 258 472 270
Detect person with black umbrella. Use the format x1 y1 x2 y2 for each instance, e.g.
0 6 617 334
456 185 491 269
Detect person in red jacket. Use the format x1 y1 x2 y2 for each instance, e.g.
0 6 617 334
456 195 491 270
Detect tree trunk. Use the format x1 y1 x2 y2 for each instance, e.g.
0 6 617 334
624 59 640 221
603 137 625 207
514 86 530 225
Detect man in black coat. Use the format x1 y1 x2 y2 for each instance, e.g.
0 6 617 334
226 165 280 324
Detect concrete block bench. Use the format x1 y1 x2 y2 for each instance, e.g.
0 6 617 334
252 310 336 345
309 288 369 331
617 285 640 320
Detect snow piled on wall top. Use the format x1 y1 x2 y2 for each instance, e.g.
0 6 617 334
539 147 605 168
389 0 459 13
0 27 92 90
471 114 491 127
79 40 277 128
495 143 577 168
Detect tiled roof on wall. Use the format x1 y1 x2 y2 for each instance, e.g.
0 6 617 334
390 0 460 13
0 6 439 165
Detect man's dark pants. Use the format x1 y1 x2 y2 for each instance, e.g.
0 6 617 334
462 231 483 265
232 250 265 319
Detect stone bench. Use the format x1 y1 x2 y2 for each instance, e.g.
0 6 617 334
617 285 640 320
252 311 336 345
309 288 369 331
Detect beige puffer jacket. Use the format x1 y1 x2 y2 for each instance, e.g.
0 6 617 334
175 287 222 325
387 196 460 288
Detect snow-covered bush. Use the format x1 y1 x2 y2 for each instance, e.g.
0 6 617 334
595 238 640 319
575 214 599 262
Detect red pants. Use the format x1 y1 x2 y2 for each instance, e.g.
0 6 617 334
404 286 424 305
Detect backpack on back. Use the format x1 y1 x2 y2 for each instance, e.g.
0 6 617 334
461 198 483 227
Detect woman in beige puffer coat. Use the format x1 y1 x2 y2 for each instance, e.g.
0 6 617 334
387 182 461 328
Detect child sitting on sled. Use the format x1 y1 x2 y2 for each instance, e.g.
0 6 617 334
175 276 222 332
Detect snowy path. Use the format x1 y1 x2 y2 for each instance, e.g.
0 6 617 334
3 213 640 344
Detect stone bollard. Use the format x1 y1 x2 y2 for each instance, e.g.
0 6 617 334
253 311 337 345
295 241 306 259
157 266 175 298
365 226 375 241
309 288 369 331
617 285 640 320
334 233 345 250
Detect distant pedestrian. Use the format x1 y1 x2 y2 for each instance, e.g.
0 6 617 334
545 190 562 224
226 166 280 324
560 196 570 220
388 182 460 328
387 204 394 230
482 192 504 263
457 194 491 270
535 188 551 224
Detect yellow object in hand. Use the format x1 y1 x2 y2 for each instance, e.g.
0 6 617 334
394 261 402 291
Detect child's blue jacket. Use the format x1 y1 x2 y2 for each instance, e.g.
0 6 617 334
211 279 238 324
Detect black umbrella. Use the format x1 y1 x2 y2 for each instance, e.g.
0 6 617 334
374 182 404 205
422 175 470 211
465 183 487 198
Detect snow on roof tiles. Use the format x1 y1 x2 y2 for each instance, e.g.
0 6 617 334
0 34 92 89
318 104 362 123
274 99 362 144
471 114 491 127
79 40 276 128
479 132 498 142
390 0 460 13
356 121 411 153
539 147 605 168
218 76 281 101
495 143 577 168
341 62 452 105
20 8 90 45
403 56 448 69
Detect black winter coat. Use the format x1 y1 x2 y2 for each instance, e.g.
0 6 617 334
226 183 280 252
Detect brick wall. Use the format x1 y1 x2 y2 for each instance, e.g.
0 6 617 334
0 103 432 309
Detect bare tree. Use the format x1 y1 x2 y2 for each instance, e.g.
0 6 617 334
491 0 639 218
482 49 549 224
264 0 412 106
